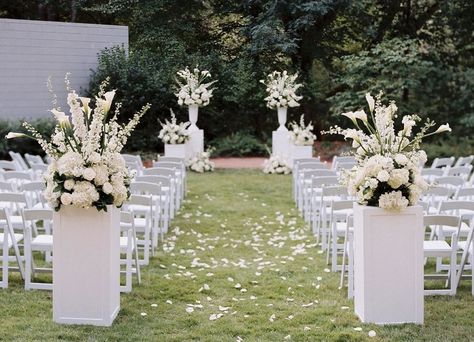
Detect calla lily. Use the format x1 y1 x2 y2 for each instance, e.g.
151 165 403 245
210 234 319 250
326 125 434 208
51 109 70 127
354 110 368 122
342 111 357 123
435 123 451 133
365 93 375 112
5 132 26 139
100 90 116 113
79 97 91 113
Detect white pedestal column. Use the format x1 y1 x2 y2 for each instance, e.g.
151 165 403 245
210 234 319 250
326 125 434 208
353 204 424 325
53 205 120 326
187 129 204 159
165 143 188 159
272 130 291 160
289 144 313 167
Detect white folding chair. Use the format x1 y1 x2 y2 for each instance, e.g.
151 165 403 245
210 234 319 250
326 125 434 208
444 165 473 180
300 169 336 218
0 207 24 287
331 156 356 171
292 158 322 201
340 215 354 299
122 154 144 175
423 215 460 296
22 209 54 290
0 192 32 230
153 161 186 199
8 151 29 171
327 199 354 272
454 156 473 168
20 181 47 208
124 195 153 264
431 157 455 169
455 219 474 296
24 153 46 166
140 170 178 217
421 168 444 183
2 171 34 190
421 186 455 215
130 181 166 237
0 160 20 171
119 211 141 293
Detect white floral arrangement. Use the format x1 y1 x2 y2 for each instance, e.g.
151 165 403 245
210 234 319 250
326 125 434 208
158 110 190 144
324 92 451 211
260 70 303 109
175 67 217 107
263 155 292 175
187 148 215 173
7 76 150 211
289 114 317 146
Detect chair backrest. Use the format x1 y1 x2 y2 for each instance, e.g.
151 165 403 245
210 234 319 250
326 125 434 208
298 162 328 171
332 156 356 164
143 167 177 178
423 214 460 229
301 169 336 180
331 199 356 211
127 194 153 207
294 158 321 166
9 151 29 171
0 160 20 171
312 176 340 187
31 164 48 173
444 165 473 179
24 153 45 166
434 176 465 188
130 181 161 196
122 154 144 171
22 208 54 221
321 186 349 198
455 187 474 200
431 157 455 169
454 156 474 168
438 200 474 213
153 162 185 174
334 161 356 171
422 186 455 198
2 171 33 182
0 192 29 205
136 175 171 187
158 157 186 164
421 168 444 177
0 181 14 192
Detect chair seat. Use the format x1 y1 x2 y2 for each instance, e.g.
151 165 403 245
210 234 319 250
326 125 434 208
0 232 23 248
424 240 452 256
437 223 470 237
31 234 53 251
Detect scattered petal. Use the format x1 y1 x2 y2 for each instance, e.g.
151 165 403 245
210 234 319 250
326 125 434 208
269 314 276 322
368 330 377 338
186 307 194 313
150 303 158 308
353 327 363 332
166 300 173 305
140 312 147 317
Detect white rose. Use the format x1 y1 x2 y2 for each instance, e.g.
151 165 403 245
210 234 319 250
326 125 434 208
60 192 72 205
376 170 390 182
102 182 113 194
394 154 408 166
83 168 96 181
64 179 75 191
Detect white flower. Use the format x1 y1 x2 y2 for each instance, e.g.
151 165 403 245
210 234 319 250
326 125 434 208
435 124 451 133
388 168 409 189
51 109 70 127
379 191 409 211
365 93 375 112
102 182 113 194
83 168 96 181
394 153 408 166
60 192 72 205
5 132 27 139
376 170 389 182
64 179 75 191
353 110 368 122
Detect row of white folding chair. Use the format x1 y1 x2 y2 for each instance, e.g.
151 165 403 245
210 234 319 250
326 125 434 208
154 159 187 198
299 169 336 218
19 208 141 292
292 157 322 201
431 156 474 169
144 166 183 214
294 161 329 210
422 167 473 183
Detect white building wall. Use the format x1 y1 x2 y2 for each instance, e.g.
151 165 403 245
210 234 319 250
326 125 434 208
0 18 128 119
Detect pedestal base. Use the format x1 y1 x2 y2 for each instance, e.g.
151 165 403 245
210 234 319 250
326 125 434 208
165 144 188 159
272 130 290 160
354 204 424 325
187 129 204 159
289 144 313 167
53 206 120 326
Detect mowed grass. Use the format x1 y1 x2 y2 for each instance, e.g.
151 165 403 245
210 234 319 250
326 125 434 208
0 169 473 341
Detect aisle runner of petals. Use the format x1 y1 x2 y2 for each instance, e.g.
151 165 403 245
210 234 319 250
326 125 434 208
144 191 377 339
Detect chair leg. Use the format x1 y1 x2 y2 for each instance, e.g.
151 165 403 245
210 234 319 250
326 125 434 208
348 234 354 299
1 241 8 288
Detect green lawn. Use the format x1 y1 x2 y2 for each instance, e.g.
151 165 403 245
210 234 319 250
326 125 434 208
0 169 473 341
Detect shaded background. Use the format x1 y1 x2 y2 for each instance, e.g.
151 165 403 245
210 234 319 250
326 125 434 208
1 0 473 158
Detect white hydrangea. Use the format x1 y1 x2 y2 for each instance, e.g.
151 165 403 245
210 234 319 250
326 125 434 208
159 110 190 145
289 115 317 146
379 191 409 211
187 149 215 173
175 67 216 107
260 71 303 109
263 155 292 174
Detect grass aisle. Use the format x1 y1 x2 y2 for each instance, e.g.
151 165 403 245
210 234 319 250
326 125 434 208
0 169 473 341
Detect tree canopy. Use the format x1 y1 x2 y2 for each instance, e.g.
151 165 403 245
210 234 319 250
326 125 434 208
1 0 473 151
